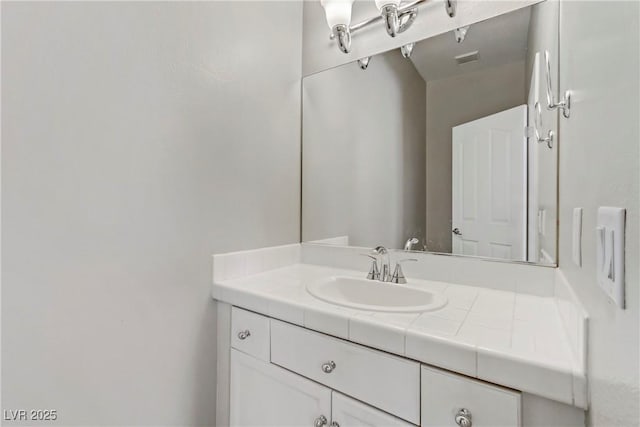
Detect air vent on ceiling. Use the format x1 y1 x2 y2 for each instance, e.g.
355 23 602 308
455 51 479 65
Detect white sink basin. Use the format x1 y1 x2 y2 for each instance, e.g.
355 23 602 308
306 276 448 313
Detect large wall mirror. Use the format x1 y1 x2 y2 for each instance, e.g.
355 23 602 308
302 1 559 265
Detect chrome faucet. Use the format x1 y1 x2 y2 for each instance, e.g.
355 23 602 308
390 258 417 283
361 254 380 280
371 246 391 282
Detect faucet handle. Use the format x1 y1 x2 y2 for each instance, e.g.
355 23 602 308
360 254 380 280
372 246 388 255
404 237 419 251
391 258 417 284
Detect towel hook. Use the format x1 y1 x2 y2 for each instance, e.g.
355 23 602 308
545 50 571 118
534 102 554 149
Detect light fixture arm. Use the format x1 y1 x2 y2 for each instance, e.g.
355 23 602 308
329 0 455 44
332 24 352 53
398 8 418 33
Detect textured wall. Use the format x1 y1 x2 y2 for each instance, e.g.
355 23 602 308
1 2 302 425
557 1 639 425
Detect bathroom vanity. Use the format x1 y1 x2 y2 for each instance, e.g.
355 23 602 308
212 244 587 427
214 1 587 425
229 307 519 427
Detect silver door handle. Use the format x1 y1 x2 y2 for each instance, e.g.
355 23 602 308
452 228 462 236
237 330 251 340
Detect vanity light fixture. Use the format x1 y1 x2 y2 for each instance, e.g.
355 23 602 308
324 0 457 54
321 0 356 54
400 42 415 58
453 25 469 43
357 56 372 69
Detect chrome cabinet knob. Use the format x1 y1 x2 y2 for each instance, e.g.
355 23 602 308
330 422 340 427
452 228 462 236
314 415 328 427
237 330 251 340
455 408 472 427
321 361 336 373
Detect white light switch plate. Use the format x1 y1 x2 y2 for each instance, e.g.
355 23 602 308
596 207 626 309
572 208 582 266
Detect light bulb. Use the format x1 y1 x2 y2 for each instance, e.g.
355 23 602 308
374 0 401 11
320 0 355 29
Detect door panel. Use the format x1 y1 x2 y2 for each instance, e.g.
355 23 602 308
421 366 521 427
332 392 415 427
452 105 527 261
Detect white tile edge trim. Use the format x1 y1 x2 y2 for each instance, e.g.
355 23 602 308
553 269 589 367
553 269 589 408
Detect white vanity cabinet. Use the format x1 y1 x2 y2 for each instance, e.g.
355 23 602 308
228 307 523 427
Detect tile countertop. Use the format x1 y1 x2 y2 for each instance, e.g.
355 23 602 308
212 263 587 409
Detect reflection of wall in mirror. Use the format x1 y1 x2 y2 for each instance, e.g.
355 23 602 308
302 50 427 249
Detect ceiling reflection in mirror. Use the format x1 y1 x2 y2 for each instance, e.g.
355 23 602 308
302 2 559 265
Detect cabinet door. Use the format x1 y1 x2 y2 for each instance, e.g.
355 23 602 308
421 366 521 427
331 392 416 427
230 349 332 427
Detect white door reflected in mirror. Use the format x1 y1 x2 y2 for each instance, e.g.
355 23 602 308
451 105 527 261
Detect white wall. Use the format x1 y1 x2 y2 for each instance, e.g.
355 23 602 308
425 61 526 253
1 2 302 425
302 50 426 249
558 1 639 425
302 0 541 76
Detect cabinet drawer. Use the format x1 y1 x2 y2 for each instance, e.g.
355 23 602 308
421 366 521 427
231 307 270 361
270 320 420 424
